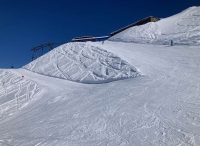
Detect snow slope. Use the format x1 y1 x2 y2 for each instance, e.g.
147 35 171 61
110 6 200 45
23 42 140 84
0 70 42 121
1 7 200 146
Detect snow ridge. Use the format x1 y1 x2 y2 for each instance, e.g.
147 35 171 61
110 22 161 43
110 6 200 45
2 7 200 146
23 42 140 84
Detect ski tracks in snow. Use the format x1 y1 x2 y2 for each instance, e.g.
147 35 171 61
23 43 140 84
1 40 200 145
0 70 42 121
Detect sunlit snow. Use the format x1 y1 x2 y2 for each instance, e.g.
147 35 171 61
23 43 140 84
0 6 200 146
110 6 200 45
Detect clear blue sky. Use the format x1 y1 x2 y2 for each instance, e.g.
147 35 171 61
0 0 199 68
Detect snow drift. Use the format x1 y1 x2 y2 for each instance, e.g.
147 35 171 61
23 42 140 84
110 6 200 45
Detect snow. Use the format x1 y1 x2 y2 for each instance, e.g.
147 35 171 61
110 6 200 45
1 6 200 146
23 42 140 84
0 70 42 121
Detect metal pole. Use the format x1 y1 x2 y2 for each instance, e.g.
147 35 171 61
41 45 44 55
47 42 53 51
34 48 38 58
32 54 34 61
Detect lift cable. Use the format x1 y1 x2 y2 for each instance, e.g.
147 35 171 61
30 41 70 61
5 50 30 68
7 41 69 68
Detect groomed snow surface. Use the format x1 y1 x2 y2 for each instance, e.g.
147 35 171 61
110 6 200 45
23 43 140 84
0 6 200 146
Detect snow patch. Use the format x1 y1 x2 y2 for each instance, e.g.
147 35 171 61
23 42 140 84
0 70 42 120
110 22 161 43
110 6 200 45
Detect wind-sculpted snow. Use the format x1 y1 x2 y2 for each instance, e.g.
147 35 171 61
110 22 162 43
23 43 140 83
2 7 200 146
0 70 42 120
1 41 200 145
110 6 200 45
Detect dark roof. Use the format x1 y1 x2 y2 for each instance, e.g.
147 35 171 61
110 16 160 36
73 36 94 39
72 36 110 42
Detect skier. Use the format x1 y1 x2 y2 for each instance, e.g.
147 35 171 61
171 40 174 46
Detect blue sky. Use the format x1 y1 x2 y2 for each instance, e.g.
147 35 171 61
0 0 200 68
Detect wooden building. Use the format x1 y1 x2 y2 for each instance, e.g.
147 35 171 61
110 16 160 36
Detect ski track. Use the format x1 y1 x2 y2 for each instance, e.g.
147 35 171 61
0 70 42 122
23 43 140 84
1 7 200 146
110 7 200 46
0 42 200 145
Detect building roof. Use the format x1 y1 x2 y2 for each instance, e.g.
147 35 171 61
110 16 160 36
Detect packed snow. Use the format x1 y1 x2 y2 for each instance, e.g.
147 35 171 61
110 6 200 45
0 70 41 121
23 43 140 84
0 6 200 146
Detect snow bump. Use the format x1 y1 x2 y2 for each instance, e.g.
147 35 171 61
109 6 200 45
23 43 140 84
